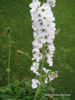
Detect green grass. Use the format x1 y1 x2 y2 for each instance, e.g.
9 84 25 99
0 0 75 100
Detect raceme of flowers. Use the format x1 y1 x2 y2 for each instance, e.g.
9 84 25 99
29 0 58 89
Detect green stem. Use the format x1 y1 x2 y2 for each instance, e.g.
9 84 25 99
8 33 11 88
40 47 45 78
24 53 32 61
34 46 45 100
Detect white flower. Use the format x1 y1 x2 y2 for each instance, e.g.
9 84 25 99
29 0 41 21
47 0 56 7
47 56 53 66
45 78 48 84
32 79 40 89
31 62 39 72
37 3 55 20
49 75 55 81
48 44 55 52
30 1 56 69
29 0 57 86
48 71 58 81
32 40 43 48
32 53 42 62
30 10 40 21
30 1 56 70
35 71 40 76
29 0 40 10
32 47 40 53
43 67 50 73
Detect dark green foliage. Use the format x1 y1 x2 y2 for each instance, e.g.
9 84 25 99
0 80 71 100
0 80 35 100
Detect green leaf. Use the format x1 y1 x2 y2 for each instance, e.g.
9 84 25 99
60 96 66 100
48 87 55 93
53 97 59 100
60 96 71 100
0 87 11 93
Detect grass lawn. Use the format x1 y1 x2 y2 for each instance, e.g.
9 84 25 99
0 0 75 100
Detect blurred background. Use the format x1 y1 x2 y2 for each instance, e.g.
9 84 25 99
0 0 75 99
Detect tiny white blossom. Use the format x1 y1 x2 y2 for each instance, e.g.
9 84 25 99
48 71 58 81
31 62 39 72
45 78 48 84
32 79 40 89
47 56 53 66
29 0 40 10
43 67 51 73
35 71 40 76
47 0 56 7
49 75 55 81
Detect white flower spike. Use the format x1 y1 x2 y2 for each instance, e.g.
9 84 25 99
29 0 58 89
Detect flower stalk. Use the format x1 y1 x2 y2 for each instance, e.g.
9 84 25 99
34 45 45 100
29 0 58 99
6 28 11 88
